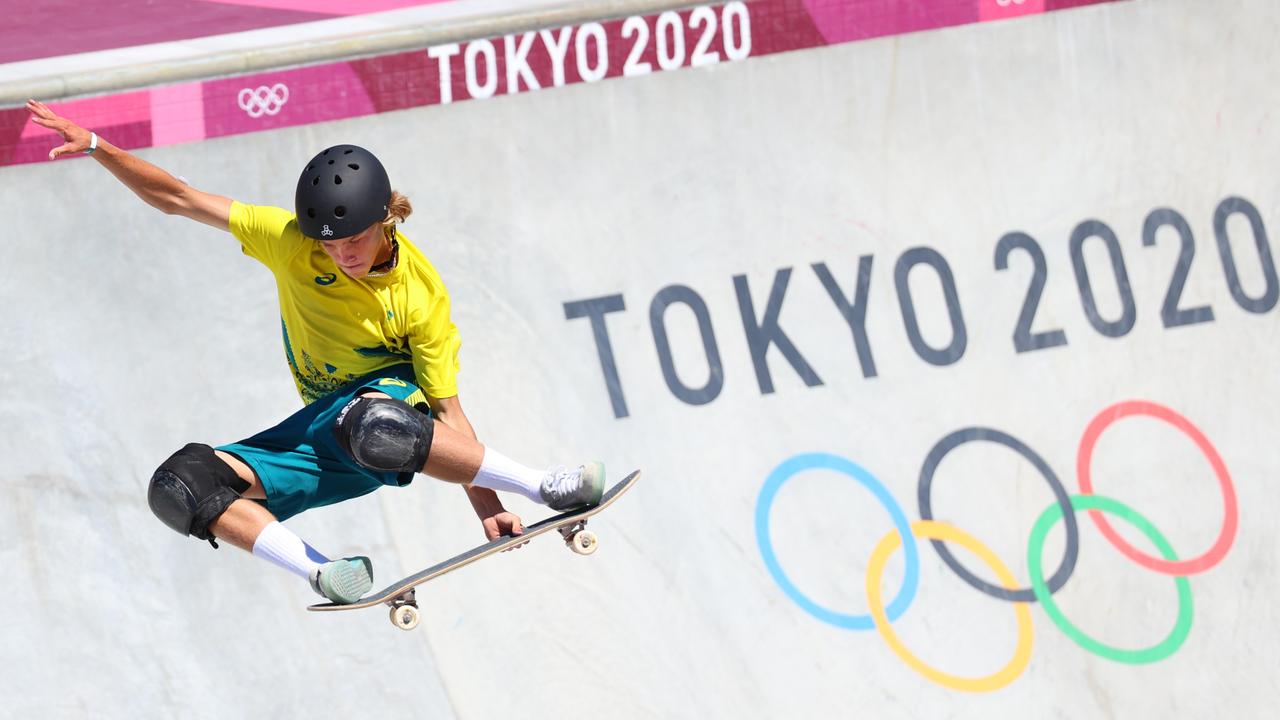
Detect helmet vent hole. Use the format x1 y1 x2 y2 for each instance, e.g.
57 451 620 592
344 149 353 154
334 206 347 218
334 175 343 185
348 164 359 170
311 176 319 186
307 208 316 218
328 159 335 165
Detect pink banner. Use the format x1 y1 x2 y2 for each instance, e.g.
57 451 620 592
0 0 1125 167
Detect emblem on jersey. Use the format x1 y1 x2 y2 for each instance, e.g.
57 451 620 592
322 225 334 237
378 378 409 388
315 273 337 286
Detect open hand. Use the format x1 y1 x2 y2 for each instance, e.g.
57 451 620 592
25 99 93 160
482 511 528 551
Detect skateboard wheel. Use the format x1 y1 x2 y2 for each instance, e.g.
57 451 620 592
390 604 420 631
570 530 598 555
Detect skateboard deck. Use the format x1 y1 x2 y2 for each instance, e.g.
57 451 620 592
308 469 640 629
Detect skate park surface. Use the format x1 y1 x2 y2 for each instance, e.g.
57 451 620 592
1 0 1277 717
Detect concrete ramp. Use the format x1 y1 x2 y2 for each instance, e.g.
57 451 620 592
1 0 1276 716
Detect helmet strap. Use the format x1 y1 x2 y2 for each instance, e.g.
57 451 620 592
367 231 399 277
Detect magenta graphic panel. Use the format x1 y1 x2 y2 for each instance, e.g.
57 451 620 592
0 0 456 64
1 0 1128 167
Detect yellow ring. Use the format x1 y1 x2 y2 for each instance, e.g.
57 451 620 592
866 520 1034 692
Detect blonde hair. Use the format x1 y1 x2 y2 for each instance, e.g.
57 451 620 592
382 190 412 230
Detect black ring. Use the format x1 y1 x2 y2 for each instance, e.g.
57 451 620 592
918 427 1079 602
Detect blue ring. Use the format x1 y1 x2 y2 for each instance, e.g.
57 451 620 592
755 452 920 630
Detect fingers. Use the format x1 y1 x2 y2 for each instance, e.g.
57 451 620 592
28 99 64 122
26 101 59 132
26 99 61 127
497 519 527 551
485 511 528 551
49 141 77 161
25 99 91 160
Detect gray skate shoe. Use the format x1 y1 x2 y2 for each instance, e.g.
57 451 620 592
309 556 373 605
539 462 606 511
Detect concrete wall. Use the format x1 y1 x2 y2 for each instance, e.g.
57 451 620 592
1 0 1276 716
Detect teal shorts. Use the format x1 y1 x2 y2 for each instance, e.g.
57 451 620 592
217 364 432 521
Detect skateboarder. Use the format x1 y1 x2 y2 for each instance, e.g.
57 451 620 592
26 99 606 605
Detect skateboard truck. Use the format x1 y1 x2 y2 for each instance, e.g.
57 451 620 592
558 519 598 556
387 588 420 630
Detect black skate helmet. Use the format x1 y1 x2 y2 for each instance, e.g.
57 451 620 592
295 144 391 240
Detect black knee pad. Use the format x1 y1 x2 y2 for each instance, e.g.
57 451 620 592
147 443 249 547
333 396 434 473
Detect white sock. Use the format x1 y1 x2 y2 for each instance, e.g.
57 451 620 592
251 521 330 581
471 447 547 503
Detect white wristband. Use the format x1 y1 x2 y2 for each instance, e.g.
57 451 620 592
85 132 98 155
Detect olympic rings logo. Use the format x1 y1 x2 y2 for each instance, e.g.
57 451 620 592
755 400 1238 692
237 83 290 118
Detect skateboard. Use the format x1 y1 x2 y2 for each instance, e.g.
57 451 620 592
308 469 640 630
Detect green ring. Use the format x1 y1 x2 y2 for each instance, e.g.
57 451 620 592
1027 494 1194 664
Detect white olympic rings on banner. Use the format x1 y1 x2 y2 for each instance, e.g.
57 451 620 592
238 84 290 118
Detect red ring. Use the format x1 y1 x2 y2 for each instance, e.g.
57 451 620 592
1077 400 1237 575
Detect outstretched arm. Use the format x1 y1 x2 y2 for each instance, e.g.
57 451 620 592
26 99 233 231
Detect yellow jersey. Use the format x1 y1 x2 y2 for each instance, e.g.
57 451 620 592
228 201 461 405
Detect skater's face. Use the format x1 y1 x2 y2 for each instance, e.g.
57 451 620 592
319 222 390 278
